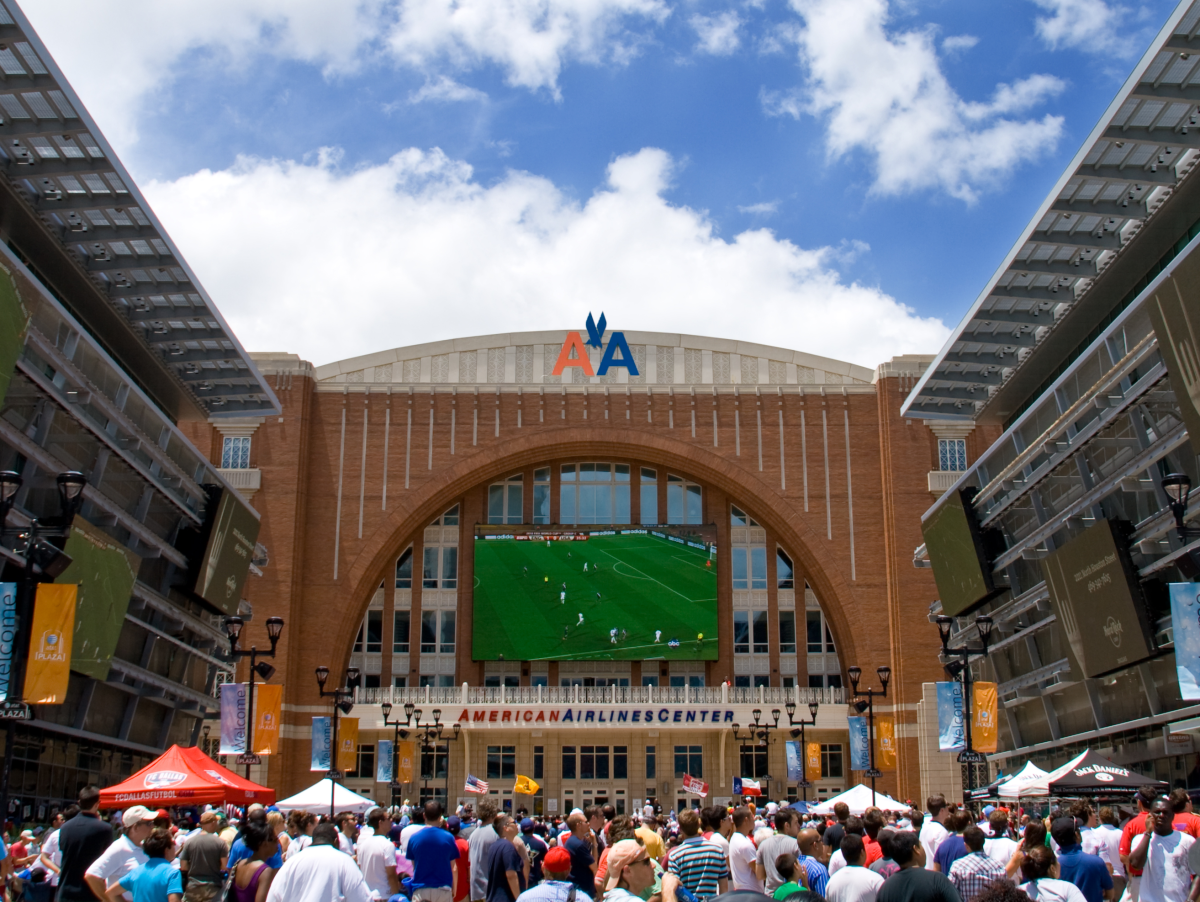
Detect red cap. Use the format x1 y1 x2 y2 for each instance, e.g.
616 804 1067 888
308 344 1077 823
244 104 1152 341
544 847 572 872
156 809 170 820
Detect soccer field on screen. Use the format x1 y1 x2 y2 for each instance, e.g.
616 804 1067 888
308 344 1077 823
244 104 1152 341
472 530 719 661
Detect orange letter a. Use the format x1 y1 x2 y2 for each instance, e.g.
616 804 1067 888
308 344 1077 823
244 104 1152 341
551 332 595 377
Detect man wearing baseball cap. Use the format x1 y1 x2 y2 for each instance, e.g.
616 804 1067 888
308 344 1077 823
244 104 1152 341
517 847 576 902
603 840 656 902
519 819 549 886
84 806 156 901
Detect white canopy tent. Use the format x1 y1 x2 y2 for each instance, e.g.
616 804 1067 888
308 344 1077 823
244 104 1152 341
996 761 1052 799
274 779 379 814
809 784 908 815
998 753 1088 798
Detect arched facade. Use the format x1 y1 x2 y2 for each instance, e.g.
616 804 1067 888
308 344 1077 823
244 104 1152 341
183 331 996 807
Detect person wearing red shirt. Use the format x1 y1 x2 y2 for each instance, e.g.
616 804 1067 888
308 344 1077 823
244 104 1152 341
448 816 470 902
1170 788 1200 839
862 811 886 867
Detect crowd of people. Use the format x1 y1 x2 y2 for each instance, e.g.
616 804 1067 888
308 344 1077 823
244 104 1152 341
1 784 1197 902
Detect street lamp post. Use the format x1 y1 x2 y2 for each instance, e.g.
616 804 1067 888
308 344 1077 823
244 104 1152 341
0 470 87 822
224 615 284 778
393 704 461 805
847 665 890 809
315 665 359 820
935 614 994 802
730 708 781 802
785 699 820 803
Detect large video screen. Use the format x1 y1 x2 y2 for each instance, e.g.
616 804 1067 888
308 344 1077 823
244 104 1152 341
922 487 1003 617
472 526 719 661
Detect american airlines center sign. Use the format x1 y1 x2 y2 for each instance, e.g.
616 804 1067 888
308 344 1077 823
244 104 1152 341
551 313 639 378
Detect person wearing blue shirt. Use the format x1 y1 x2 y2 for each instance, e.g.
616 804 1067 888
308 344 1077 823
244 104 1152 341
228 810 283 871
1051 817 1112 902
112 829 183 902
407 803 461 901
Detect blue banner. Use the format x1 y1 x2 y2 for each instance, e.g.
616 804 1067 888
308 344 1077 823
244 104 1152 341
937 681 966 751
377 739 394 784
0 583 16 703
219 683 247 755
784 741 803 782
1172 583 1200 700
848 716 871 771
311 716 331 771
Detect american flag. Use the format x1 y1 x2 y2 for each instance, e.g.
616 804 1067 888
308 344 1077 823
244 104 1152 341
464 774 489 794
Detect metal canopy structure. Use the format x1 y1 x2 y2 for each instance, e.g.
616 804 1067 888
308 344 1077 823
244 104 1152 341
0 1 278 418
903 0 1200 422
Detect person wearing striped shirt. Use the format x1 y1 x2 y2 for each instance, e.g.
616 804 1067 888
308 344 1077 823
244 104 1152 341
663 810 729 902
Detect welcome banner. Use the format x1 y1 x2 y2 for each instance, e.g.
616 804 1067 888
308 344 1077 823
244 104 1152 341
376 739 394 784
254 684 282 755
0 583 17 702
876 716 897 769
1173 582 1200 700
337 717 359 773
936 681 966 751
396 740 415 784
220 684 247 756
937 681 998 752
805 742 822 783
311 717 331 771
784 741 803 782
24 584 75 704
848 716 871 771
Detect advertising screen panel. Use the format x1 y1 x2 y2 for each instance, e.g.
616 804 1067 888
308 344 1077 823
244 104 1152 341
922 488 1003 617
1149 248 1200 448
58 517 141 680
471 525 718 661
1041 519 1154 678
193 487 260 615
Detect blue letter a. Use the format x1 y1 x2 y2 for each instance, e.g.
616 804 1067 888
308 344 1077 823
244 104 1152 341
597 332 639 376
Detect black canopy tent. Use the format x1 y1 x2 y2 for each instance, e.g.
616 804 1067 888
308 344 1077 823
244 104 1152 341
1047 749 1168 794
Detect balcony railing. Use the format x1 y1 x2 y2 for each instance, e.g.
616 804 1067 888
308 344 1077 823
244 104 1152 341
352 684 844 707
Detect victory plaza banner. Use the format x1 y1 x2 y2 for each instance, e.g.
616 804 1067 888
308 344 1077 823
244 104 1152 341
25 584 75 704
848 716 870 771
805 742 822 783
396 740 415 783
784 741 802 782
0 583 16 702
1171 582 1200 700
253 684 282 755
876 716 896 769
311 716 331 771
337 718 359 773
376 739 393 784
220 684 247 755
936 681 998 753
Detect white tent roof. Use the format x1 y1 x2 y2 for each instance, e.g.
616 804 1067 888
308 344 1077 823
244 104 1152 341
274 779 379 814
1000 754 1088 798
996 761 1052 799
809 784 908 815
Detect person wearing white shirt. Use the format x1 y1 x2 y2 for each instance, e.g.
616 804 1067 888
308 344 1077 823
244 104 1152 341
919 795 950 872
828 848 847 876
1128 799 1197 902
401 810 428 857
265 824 372 902
34 811 67 886
337 813 359 858
357 810 400 901
728 809 763 892
1094 808 1125 897
983 811 1019 869
824 837 883 902
84 806 155 902
1017 845 1087 902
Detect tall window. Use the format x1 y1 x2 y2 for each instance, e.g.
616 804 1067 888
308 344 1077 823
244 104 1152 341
731 505 759 527
560 463 631 524
640 468 658 524
423 547 458 589
420 611 456 654
393 611 410 654
533 468 551 524
669 675 704 687
732 547 767 590
581 746 610 780
221 436 251 469
667 476 702 524
533 746 544 780
740 746 768 778
807 610 836 654
779 611 796 654
777 549 794 589
562 746 577 779
614 746 628 779
488 475 523 524
349 744 375 779
419 675 455 687
734 611 768 654
422 743 449 780
487 746 516 780
354 610 382 654
395 548 413 589
646 746 656 780
939 439 967 472
674 745 702 778
821 744 844 779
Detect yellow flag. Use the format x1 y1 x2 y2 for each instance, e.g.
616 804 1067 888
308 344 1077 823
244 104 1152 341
876 716 897 769
338 717 359 773
805 742 822 783
973 682 998 753
253 684 282 755
515 775 540 795
396 741 415 784
25 584 75 704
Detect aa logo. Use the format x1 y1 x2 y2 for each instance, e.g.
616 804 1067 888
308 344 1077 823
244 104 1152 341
552 313 639 377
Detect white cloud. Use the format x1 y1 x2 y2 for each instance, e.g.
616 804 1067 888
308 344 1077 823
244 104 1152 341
941 34 979 54
1031 0 1131 54
142 147 948 369
407 75 489 103
738 201 778 214
773 0 1065 202
19 0 670 150
691 11 743 55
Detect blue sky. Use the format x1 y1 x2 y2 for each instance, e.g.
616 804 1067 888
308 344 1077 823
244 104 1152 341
20 0 1181 368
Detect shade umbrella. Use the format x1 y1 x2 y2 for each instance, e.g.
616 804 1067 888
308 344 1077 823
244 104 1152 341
1047 749 1168 794
996 762 1051 799
808 784 908 815
99 744 275 808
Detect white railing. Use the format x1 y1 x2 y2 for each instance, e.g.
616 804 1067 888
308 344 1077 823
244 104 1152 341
352 684 844 707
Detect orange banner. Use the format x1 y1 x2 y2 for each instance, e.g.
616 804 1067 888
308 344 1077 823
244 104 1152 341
396 740 415 784
876 716 897 770
974 682 998 754
253 684 282 755
805 741 822 783
337 717 359 773
24 584 75 704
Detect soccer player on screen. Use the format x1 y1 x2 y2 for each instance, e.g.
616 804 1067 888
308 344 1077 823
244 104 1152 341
610 628 618 644
655 630 661 643
578 612 585 625
560 590 566 604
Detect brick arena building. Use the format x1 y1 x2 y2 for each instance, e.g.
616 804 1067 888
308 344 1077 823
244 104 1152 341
183 332 987 813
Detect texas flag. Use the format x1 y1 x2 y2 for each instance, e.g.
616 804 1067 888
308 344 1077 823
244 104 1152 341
733 777 762 797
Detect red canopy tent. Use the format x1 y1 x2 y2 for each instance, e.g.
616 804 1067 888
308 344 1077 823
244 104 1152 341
99 745 275 808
